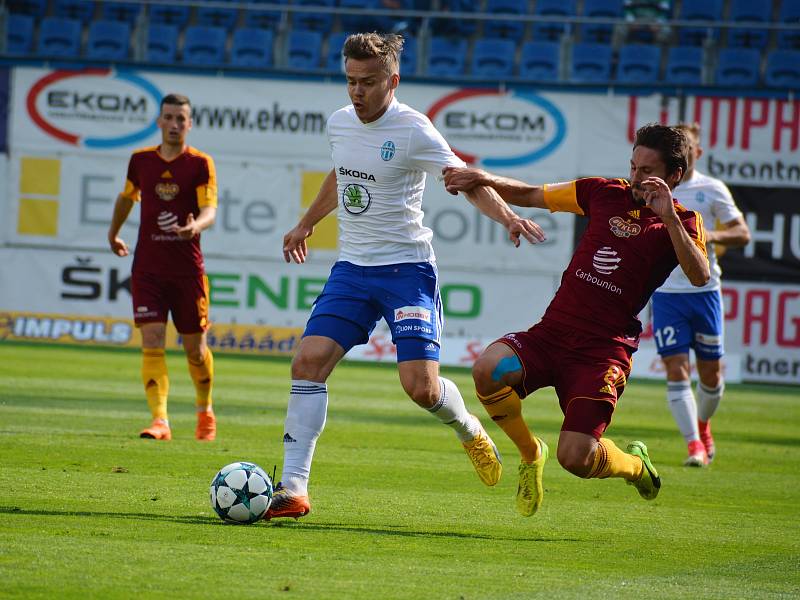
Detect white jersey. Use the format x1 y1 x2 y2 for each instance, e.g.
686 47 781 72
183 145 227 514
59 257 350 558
327 98 465 266
659 170 743 293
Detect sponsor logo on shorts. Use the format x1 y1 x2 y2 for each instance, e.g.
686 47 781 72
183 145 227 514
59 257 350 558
155 182 179 201
424 342 437 351
136 306 149 312
695 332 722 345
609 216 641 238
342 184 371 215
592 246 621 275
503 333 523 349
394 306 432 323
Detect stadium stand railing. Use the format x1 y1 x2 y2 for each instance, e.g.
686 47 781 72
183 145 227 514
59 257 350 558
1 0 799 93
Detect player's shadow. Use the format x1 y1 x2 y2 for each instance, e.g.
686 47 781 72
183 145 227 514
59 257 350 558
0 505 217 525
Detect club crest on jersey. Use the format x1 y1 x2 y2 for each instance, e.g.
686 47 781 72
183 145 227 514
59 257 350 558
155 182 179 201
342 184 371 215
609 216 641 238
380 140 396 161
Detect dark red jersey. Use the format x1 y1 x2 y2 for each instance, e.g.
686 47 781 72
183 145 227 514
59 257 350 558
540 177 707 348
121 145 217 276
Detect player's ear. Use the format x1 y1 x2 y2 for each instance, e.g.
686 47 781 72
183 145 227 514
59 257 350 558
389 73 400 89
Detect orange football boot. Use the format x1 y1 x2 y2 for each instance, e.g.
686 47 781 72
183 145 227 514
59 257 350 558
264 483 311 520
195 410 217 441
139 418 172 440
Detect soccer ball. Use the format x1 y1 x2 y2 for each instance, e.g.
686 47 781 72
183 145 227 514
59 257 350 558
209 461 273 524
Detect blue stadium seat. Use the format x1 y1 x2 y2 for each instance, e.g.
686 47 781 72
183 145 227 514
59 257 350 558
714 47 761 86
519 41 560 81
86 19 130 61
471 38 516 78
54 0 95 23
287 30 323 70
197 0 239 30
400 35 418 75
7 0 47 17
293 0 335 33
325 32 350 72
664 45 704 85
182 25 227 66
777 0 800 48
432 0 477 37
100 2 141 25
484 0 528 41
727 0 772 48
146 23 179 64
570 42 613 82
615 43 661 84
427 37 468 77
677 0 723 46
338 0 380 33
533 0 577 41
37 17 82 58
6 14 34 55
764 49 800 88
230 27 274 68
150 2 191 28
248 0 289 29
581 0 623 44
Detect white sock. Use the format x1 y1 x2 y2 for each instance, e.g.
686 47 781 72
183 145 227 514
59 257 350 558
667 380 700 443
280 380 328 496
697 380 724 422
427 377 481 442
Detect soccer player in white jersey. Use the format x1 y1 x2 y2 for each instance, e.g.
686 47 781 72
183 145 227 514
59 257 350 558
265 33 545 520
652 123 750 467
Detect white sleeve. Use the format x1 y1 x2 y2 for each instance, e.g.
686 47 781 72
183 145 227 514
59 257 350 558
407 116 466 177
711 180 743 224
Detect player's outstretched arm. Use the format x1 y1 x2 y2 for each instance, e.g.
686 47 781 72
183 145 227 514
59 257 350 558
642 177 710 287
283 169 338 264
462 185 546 247
108 194 134 256
707 216 751 247
442 166 547 208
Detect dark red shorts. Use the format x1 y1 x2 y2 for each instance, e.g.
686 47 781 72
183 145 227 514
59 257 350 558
496 319 633 439
131 271 210 334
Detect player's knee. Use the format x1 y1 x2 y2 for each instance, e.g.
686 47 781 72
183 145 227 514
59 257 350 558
291 351 326 382
472 355 498 396
557 444 594 478
401 378 439 408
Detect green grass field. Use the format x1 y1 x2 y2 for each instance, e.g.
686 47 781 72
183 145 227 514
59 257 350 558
1 342 798 599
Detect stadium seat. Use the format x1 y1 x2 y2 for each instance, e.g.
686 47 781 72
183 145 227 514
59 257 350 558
325 32 350 72
427 37 468 77
484 0 528 41
86 19 130 61
247 0 289 29
146 23 179 64
764 49 800 88
182 25 227 66
54 0 95 23
664 45 704 85
150 2 191 28
6 0 47 17
432 0 477 37
400 35 418 75
197 0 239 30
615 43 661 84
570 42 613 82
471 38 516 78
714 47 761 87
338 0 381 33
37 17 82 58
287 30 323 70
519 40 560 81
6 13 34 55
580 0 623 44
230 27 274 68
727 0 772 48
677 0 723 46
293 0 334 33
777 0 800 48
100 2 141 25
533 0 577 41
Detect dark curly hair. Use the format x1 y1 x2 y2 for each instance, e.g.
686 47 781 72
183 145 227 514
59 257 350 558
633 123 690 179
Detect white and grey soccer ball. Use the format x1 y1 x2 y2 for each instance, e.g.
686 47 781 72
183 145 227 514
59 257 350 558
210 462 273 524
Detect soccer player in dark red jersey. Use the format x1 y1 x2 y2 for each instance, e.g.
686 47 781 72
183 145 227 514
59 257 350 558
107 93 218 442
442 123 710 516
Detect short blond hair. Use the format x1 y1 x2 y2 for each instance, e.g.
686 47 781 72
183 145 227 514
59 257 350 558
342 33 403 75
675 122 701 143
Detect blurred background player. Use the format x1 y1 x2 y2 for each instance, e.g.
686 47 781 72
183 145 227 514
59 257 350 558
443 124 710 517
652 122 751 467
267 32 544 520
107 93 219 442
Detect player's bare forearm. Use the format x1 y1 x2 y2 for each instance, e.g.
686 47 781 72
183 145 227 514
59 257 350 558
443 166 546 208
706 217 751 247
665 218 711 287
108 195 134 256
298 169 338 230
463 186 546 246
194 206 217 232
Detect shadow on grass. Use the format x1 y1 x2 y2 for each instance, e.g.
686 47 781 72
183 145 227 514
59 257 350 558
0 505 218 526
